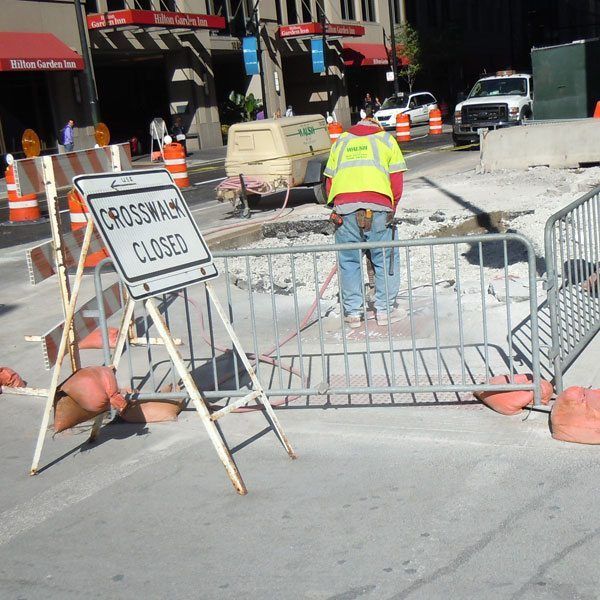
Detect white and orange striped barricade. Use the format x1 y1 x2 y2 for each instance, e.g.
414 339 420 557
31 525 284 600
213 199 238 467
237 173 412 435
429 108 443 135
5 164 41 223
396 113 411 143
327 122 343 144
163 142 190 188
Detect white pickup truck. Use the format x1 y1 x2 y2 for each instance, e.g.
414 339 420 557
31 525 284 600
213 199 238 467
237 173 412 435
453 71 533 146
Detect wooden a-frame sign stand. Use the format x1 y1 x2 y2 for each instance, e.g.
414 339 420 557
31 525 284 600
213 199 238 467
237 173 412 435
30 216 296 496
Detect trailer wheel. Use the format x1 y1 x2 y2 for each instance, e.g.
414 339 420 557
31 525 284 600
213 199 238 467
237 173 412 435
314 182 327 205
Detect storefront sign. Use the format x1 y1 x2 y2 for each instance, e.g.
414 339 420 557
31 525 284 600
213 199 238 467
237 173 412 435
242 37 260 76
311 39 325 73
87 9 226 31
1 58 83 71
278 22 365 38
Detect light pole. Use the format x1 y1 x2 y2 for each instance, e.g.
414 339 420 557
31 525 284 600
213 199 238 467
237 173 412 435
73 0 100 124
387 0 400 97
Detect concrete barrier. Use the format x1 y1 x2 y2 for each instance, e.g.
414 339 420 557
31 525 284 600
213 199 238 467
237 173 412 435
480 118 600 171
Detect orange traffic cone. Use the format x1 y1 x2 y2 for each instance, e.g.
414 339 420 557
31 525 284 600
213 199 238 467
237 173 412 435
163 142 190 188
67 188 108 267
396 113 410 143
5 165 41 223
593 101 600 118
327 122 343 144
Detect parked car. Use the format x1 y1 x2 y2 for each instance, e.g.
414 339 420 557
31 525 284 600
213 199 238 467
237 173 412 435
453 71 533 146
374 92 438 129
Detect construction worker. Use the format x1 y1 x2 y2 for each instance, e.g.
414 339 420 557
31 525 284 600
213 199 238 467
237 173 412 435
324 109 407 328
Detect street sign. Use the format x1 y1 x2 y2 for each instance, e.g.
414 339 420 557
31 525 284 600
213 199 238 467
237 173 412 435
73 169 218 299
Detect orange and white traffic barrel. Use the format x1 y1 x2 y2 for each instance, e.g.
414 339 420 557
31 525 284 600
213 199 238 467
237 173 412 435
163 142 190 189
429 108 443 135
67 188 108 267
327 122 343 144
5 165 41 223
396 113 410 143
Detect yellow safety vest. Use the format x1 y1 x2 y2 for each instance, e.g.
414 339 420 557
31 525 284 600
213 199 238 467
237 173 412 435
323 130 407 204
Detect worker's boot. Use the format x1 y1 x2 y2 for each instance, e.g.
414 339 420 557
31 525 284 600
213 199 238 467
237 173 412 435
344 314 363 329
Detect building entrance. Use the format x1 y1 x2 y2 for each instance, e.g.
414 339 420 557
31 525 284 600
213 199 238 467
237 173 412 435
0 72 54 157
94 54 170 151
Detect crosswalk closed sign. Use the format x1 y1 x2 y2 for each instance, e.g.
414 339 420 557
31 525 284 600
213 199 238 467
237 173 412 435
74 169 218 299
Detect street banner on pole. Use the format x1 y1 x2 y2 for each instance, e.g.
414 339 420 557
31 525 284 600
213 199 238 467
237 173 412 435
311 39 325 73
242 36 260 75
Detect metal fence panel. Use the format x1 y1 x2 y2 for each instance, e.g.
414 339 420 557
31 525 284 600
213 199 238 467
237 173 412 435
544 185 600 392
94 232 543 408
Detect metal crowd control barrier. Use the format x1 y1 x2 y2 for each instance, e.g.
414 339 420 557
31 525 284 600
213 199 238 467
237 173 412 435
94 233 543 407
544 185 600 393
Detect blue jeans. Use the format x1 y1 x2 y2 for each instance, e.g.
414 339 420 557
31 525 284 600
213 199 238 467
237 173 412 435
64 143 74 152
335 210 400 315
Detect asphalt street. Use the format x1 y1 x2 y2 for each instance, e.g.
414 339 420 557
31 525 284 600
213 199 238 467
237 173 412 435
0 126 462 250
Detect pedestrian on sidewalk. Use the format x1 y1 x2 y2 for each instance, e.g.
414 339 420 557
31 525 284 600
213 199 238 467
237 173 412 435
60 119 75 152
171 116 187 155
324 108 407 328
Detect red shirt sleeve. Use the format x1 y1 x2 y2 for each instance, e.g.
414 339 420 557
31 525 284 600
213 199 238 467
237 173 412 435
326 177 332 196
391 171 404 203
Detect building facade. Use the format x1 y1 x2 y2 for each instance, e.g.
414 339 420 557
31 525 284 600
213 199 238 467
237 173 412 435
3 0 598 157
1 0 407 156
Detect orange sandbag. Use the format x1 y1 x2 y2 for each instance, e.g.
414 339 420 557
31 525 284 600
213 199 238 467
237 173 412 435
54 393 104 433
0 367 25 389
120 400 183 423
61 366 128 413
475 374 553 415
551 386 600 444
79 327 119 350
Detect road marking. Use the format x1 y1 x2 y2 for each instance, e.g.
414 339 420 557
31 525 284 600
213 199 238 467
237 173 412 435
191 202 224 214
405 144 454 159
193 177 226 186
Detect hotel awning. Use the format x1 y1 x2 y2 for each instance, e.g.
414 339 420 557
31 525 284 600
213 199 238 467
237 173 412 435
87 9 225 31
0 32 84 71
278 22 365 38
343 43 389 67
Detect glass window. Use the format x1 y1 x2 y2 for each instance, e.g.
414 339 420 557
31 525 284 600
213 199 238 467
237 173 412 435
340 0 355 20
286 0 298 23
427 0 437 27
107 0 125 10
158 0 178 9
135 0 152 9
210 0 226 16
301 0 312 22
468 78 528 98
391 0 401 24
423 93 436 104
85 0 98 13
361 0 375 22
381 94 408 109
316 0 324 23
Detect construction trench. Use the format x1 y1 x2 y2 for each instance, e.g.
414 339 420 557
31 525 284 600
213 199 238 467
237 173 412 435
3 136 600 490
